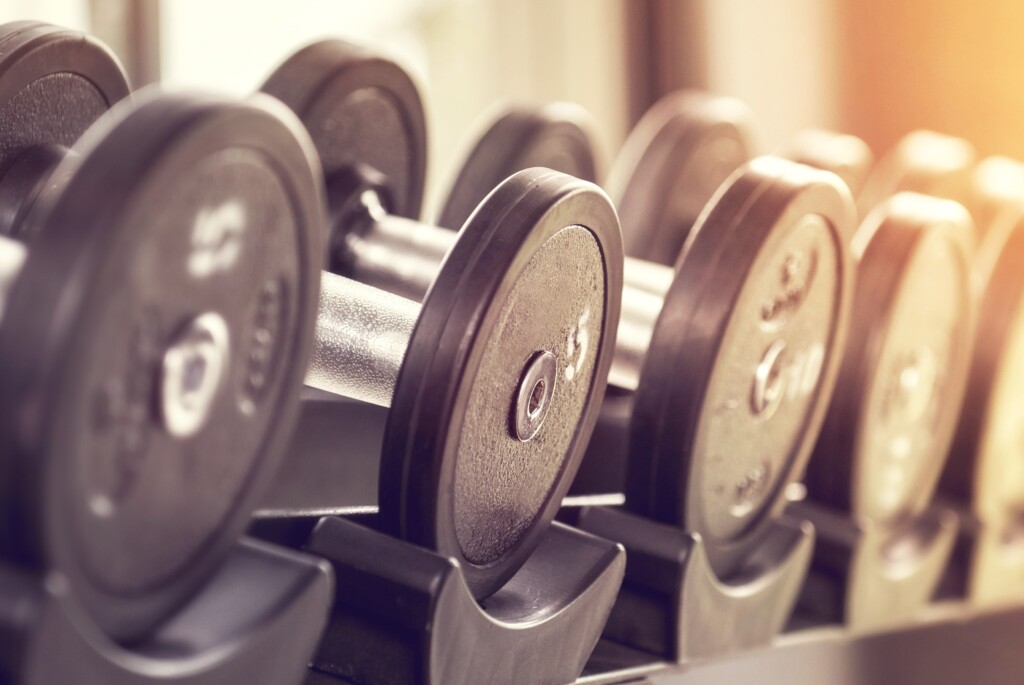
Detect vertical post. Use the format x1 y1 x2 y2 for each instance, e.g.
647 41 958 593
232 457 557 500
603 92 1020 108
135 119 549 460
623 0 709 127
90 0 161 87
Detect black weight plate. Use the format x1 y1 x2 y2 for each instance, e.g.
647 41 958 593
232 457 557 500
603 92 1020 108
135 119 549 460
380 168 622 598
0 90 322 639
628 157 855 577
943 168 1024 519
808 193 974 526
857 130 975 221
782 129 875 201
436 103 600 230
261 39 426 223
607 90 755 265
0 22 130 238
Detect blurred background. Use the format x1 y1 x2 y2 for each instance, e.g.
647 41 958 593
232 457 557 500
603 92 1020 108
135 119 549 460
0 0 1018 210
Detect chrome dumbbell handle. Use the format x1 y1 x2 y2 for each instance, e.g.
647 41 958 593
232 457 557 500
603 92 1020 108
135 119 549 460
306 271 418 408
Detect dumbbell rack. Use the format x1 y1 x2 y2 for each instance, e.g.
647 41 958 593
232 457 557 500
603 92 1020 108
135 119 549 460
572 602 1024 684
0 540 332 684
261 399 1020 685
0 14 1013 684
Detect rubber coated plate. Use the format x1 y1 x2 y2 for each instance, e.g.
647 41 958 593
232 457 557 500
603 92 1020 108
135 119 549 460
262 39 426 221
808 194 974 525
944 193 1024 520
782 130 874 199
0 91 322 639
381 168 623 598
857 131 975 220
607 91 754 265
0 22 130 238
437 103 599 230
628 157 855 577
967 156 1024 254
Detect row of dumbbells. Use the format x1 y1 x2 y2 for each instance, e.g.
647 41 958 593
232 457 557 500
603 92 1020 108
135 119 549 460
0 19 1019 685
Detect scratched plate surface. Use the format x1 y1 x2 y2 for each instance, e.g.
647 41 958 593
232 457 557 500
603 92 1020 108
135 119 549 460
0 92 320 638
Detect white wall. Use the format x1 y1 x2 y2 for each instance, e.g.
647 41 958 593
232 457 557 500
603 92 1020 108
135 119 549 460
0 0 839 197
0 0 87 28
158 0 631 212
159 0 430 96
704 0 840 151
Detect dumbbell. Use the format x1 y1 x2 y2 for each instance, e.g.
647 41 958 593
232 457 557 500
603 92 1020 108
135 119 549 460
804 194 974 529
940 156 1024 601
796 193 974 626
439 102 600 233
969 155 1024 250
258 40 623 598
29 20 623 606
0 23 321 640
606 91 756 266
781 129 875 200
441 91 756 268
436 97 858 575
857 130 975 219
796 137 975 525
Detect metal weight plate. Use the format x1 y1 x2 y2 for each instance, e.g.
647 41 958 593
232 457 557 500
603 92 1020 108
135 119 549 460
261 39 427 223
782 129 875 200
0 22 130 238
943 166 1024 521
968 156 1024 253
436 103 600 230
380 168 623 598
807 194 974 526
0 91 322 639
628 158 855 577
607 90 755 265
857 130 975 221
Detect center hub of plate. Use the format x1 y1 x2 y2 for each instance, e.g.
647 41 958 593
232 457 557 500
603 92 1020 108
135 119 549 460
889 346 939 424
160 311 230 439
513 350 557 441
751 339 788 417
